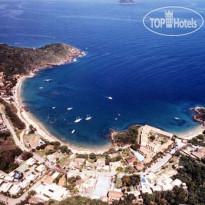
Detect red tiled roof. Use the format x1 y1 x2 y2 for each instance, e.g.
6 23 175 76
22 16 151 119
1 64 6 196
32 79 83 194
108 191 123 199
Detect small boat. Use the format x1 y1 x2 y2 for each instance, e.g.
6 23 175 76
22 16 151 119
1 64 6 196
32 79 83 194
67 107 73 111
74 117 82 123
52 107 56 110
108 96 113 100
39 87 43 90
115 118 118 121
174 117 180 120
85 115 92 121
118 113 121 116
71 129 75 134
44 79 52 82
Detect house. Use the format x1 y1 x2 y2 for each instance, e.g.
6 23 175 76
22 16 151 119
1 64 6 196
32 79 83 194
47 151 64 163
192 147 205 160
9 184 22 196
134 162 145 171
86 159 105 170
109 152 120 159
58 175 66 187
125 157 137 165
0 182 13 193
71 158 85 169
29 196 45 204
42 175 54 185
26 158 36 166
36 164 46 173
108 190 123 201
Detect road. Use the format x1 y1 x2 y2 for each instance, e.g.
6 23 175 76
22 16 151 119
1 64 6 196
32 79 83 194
143 153 172 175
0 105 28 150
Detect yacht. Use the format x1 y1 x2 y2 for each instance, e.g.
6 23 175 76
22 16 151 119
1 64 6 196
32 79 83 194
108 96 113 100
44 79 52 82
52 107 56 110
67 107 73 111
74 117 82 123
85 115 92 121
174 117 180 120
39 86 43 90
71 129 75 134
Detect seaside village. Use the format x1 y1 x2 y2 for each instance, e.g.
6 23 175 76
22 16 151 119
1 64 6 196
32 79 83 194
0 71 205 204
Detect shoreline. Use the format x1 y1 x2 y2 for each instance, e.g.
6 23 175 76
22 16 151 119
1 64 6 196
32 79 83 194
174 124 204 140
12 57 204 154
15 74 205 152
14 60 113 155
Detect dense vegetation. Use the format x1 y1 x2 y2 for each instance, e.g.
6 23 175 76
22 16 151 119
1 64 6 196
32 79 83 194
47 194 138 205
188 133 205 146
0 130 11 138
0 134 22 173
142 186 187 205
121 174 140 187
143 155 205 205
58 196 108 205
173 155 205 204
113 126 139 147
0 98 25 130
0 43 81 76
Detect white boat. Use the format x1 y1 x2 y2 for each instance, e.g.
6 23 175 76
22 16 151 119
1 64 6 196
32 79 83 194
174 117 180 120
74 117 82 123
39 87 43 90
44 79 52 82
67 107 73 111
108 96 113 100
118 113 121 116
115 118 118 121
71 129 75 134
85 115 92 121
52 107 56 110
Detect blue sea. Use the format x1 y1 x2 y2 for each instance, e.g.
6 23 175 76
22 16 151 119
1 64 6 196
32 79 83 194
1 0 205 148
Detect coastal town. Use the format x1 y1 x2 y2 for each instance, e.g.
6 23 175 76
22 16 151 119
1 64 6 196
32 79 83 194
0 44 205 205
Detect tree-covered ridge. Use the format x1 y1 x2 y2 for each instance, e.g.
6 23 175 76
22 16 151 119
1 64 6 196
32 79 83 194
0 43 82 76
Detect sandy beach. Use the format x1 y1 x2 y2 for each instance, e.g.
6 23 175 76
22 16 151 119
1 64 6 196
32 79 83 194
14 71 112 155
175 125 204 140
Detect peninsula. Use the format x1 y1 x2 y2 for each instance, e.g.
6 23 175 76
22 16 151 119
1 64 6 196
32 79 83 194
0 43 83 76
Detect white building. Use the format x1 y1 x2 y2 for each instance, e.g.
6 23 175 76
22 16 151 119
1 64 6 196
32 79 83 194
92 176 111 199
36 164 46 173
26 158 36 166
0 182 13 192
9 184 21 196
35 183 68 201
